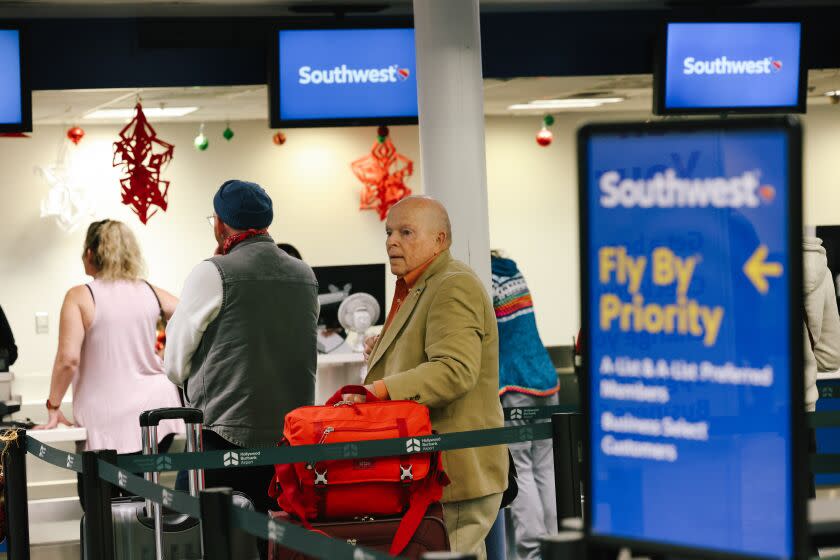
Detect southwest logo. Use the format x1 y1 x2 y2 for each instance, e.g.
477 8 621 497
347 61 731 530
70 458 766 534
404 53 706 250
223 451 240 467
683 56 780 76
759 184 776 202
599 169 763 209
299 64 411 85
406 438 421 453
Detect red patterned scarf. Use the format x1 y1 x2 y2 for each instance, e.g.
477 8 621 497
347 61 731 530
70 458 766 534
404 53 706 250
218 229 268 255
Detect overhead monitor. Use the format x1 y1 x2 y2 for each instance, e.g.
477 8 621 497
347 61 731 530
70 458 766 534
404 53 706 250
654 22 805 115
579 118 806 559
0 27 30 133
269 26 418 128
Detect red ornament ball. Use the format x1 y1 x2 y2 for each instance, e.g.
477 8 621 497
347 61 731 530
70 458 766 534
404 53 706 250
536 127 553 147
67 126 85 145
272 131 287 146
377 125 389 139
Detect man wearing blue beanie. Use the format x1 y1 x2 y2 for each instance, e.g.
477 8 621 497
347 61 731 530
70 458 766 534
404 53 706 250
164 180 319 558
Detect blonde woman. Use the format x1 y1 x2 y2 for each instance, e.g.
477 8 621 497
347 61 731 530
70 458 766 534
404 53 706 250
36 220 183 454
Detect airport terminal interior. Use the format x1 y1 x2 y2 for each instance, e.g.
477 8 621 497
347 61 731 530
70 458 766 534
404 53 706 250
3 1 840 559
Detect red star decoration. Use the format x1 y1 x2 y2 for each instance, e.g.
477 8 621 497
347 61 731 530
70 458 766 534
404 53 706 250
112 103 175 224
351 137 413 221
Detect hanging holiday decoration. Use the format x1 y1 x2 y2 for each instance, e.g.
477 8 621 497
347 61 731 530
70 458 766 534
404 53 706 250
272 131 287 146
536 114 554 147
112 102 175 225
194 123 209 151
37 138 100 232
66 126 85 145
223 123 234 141
536 127 553 147
351 127 413 221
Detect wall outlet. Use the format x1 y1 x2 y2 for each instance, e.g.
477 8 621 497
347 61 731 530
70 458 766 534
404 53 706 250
35 312 48 334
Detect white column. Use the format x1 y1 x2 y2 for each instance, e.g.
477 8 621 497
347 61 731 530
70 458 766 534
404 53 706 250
412 0 491 291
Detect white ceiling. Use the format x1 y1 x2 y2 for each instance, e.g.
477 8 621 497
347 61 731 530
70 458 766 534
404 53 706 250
31 68 840 126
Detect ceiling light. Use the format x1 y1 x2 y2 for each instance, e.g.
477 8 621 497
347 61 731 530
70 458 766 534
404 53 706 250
83 106 199 119
508 97 624 111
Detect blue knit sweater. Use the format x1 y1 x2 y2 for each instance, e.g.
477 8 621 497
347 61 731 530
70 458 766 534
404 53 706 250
491 256 559 396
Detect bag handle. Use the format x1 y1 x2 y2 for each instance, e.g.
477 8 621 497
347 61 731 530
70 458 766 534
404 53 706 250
325 384 380 406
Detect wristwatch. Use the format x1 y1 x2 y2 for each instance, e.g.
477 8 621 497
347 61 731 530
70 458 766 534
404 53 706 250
46 398 60 410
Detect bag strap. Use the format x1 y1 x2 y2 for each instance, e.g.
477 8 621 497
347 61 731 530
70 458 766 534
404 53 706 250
143 280 165 322
270 461 315 530
389 452 449 556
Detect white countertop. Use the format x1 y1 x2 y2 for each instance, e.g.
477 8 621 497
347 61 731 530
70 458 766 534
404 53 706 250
819 369 840 381
317 352 366 365
28 426 87 443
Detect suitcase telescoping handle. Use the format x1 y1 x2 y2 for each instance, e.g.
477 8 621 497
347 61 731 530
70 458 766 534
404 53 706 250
139 407 205 560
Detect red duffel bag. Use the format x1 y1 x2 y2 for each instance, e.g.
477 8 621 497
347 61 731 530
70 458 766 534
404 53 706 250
268 385 450 556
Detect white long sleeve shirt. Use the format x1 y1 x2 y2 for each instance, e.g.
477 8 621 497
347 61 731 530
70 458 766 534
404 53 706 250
164 261 223 387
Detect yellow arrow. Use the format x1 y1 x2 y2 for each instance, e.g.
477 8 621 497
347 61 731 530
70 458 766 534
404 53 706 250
743 245 783 294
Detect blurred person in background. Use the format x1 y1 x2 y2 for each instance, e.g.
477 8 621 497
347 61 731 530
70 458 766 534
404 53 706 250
491 250 560 560
0 305 17 372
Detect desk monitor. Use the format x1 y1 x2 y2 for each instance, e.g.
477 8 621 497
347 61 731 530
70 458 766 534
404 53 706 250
579 118 806 559
312 263 387 331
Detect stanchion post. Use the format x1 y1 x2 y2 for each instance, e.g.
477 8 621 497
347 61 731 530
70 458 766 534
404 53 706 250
200 487 234 560
82 450 116 560
552 412 583 525
3 429 30 560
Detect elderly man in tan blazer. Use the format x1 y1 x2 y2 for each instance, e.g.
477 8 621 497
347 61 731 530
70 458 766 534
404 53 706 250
360 196 507 560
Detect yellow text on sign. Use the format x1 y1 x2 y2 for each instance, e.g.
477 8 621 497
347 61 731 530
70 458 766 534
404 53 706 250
598 245 724 347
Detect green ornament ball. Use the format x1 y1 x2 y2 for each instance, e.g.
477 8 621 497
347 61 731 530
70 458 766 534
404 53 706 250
543 114 555 127
223 127 234 141
194 134 209 151
377 135 386 143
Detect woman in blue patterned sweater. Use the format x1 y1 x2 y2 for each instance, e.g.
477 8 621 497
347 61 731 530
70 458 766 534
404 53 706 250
491 251 560 560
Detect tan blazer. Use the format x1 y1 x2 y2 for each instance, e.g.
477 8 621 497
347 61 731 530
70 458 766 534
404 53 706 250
365 251 507 503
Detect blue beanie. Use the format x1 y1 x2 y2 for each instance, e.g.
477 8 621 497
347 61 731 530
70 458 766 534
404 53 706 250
213 180 273 230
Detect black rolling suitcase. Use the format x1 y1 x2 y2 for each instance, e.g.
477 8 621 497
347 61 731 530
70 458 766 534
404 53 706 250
82 407 260 559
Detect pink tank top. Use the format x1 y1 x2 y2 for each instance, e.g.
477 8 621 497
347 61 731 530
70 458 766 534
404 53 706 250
73 279 183 453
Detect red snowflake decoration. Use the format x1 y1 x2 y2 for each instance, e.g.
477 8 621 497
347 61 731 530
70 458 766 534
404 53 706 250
112 103 175 224
351 136 413 221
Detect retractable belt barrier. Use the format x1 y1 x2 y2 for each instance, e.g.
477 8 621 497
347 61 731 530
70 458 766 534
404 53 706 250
14 405 840 560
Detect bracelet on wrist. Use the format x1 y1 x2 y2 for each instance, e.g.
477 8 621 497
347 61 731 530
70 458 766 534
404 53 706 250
46 398 61 410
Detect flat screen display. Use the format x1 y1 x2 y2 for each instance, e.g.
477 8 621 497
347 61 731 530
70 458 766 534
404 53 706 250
0 28 29 132
580 119 804 558
655 22 804 114
270 27 418 128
